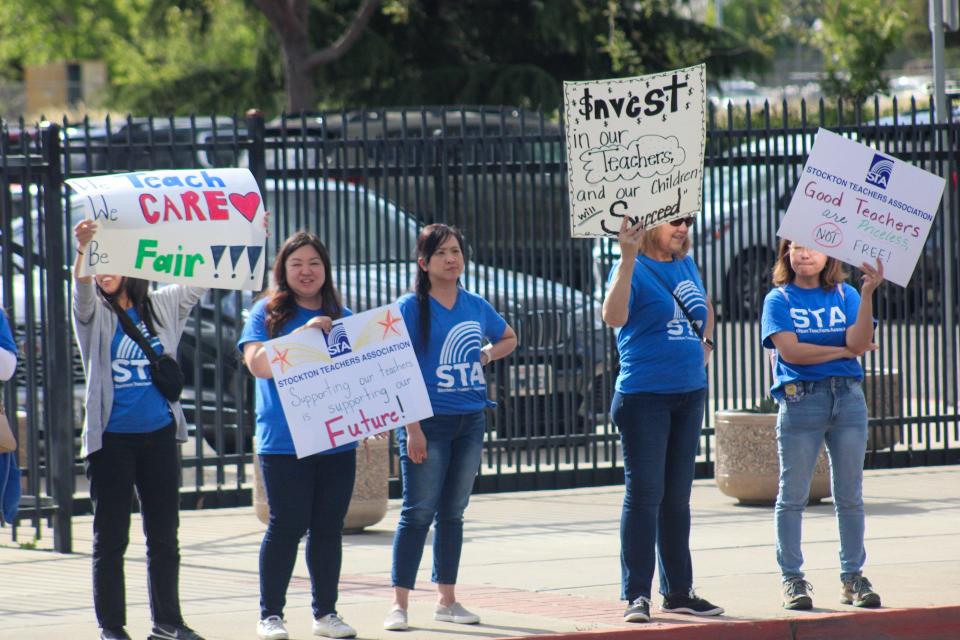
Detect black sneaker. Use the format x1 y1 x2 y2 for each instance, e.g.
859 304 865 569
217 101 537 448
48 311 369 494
661 590 724 616
99 628 132 640
782 577 814 610
623 596 651 622
149 623 205 640
841 575 881 608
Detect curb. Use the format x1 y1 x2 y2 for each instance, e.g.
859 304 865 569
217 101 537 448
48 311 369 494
500 605 960 640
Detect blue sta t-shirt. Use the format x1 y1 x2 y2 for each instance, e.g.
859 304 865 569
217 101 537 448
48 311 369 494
0 309 16 357
398 289 507 415
761 282 866 398
106 308 172 433
237 298 357 456
609 254 708 394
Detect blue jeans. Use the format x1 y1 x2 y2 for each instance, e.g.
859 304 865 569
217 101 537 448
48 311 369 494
258 449 356 619
612 389 706 601
391 412 485 590
775 377 868 581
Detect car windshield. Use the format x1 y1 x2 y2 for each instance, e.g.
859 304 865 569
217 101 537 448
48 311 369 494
266 182 418 266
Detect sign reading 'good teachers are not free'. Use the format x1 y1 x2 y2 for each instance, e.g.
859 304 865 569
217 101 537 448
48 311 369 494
777 129 945 287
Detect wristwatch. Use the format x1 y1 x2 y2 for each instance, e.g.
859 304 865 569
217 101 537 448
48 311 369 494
702 337 715 349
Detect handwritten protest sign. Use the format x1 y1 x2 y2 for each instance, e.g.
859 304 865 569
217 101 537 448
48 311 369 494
777 128 945 287
65 168 266 290
563 64 706 237
266 304 432 457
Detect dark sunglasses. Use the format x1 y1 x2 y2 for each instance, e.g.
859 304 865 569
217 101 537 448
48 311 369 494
669 216 696 227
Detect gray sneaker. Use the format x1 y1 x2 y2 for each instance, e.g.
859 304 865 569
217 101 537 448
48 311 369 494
434 602 480 624
623 596 651 623
841 575 881 608
782 577 814 610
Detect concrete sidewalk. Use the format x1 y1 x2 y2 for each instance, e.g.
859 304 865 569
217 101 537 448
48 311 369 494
1 466 959 640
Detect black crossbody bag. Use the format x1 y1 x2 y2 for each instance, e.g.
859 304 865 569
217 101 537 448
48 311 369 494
639 259 714 349
110 301 184 402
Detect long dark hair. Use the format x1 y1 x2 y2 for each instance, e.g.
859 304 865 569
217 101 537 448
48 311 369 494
414 223 466 345
97 277 161 335
265 230 342 338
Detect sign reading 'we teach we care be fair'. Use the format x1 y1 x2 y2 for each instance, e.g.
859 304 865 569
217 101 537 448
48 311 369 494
66 168 267 290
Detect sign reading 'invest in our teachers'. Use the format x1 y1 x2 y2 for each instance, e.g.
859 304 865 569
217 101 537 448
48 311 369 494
66 168 267 290
777 128 945 287
563 64 706 237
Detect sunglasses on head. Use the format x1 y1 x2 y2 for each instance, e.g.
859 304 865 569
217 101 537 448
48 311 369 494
669 216 696 227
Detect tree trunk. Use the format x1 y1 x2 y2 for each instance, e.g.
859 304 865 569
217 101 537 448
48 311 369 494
282 41 316 113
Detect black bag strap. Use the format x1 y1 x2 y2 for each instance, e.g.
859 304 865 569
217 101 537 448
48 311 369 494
109 300 160 365
638 258 705 341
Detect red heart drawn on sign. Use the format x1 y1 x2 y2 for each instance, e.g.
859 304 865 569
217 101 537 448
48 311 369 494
229 192 261 222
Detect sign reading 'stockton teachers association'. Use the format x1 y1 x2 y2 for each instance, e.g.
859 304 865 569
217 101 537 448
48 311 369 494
266 304 433 457
777 128 945 287
65 168 267 290
563 64 706 237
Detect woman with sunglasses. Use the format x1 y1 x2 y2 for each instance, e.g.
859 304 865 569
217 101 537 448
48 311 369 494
602 213 722 624
761 241 884 611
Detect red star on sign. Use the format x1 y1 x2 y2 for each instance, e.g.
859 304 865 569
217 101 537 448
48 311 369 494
271 347 291 373
378 309 403 338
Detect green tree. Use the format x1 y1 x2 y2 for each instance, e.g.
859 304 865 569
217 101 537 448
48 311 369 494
0 0 269 114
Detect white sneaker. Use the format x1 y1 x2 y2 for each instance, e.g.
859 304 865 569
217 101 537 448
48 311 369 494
257 616 289 640
383 607 409 631
434 602 480 624
312 613 357 638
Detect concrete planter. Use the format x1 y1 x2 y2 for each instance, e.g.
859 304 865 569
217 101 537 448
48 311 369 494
253 437 389 532
713 410 831 506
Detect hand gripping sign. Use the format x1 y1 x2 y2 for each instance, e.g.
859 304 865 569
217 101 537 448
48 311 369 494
777 129 946 287
563 64 706 237
266 304 433 457
65 168 267 290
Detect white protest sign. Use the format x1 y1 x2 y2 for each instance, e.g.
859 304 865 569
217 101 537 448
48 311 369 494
563 64 706 237
266 304 432 457
65 168 267 290
777 128 945 287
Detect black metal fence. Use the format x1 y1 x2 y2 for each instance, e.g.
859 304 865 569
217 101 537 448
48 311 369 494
1 101 958 551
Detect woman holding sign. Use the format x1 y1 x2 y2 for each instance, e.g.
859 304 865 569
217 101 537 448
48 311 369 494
602 215 723 624
383 224 517 631
761 241 884 611
72 219 207 640
239 230 358 640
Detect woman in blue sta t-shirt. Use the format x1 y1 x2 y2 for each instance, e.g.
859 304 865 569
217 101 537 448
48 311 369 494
239 231 359 640
761 240 884 612
383 224 517 632
72 219 207 640
602 215 722 624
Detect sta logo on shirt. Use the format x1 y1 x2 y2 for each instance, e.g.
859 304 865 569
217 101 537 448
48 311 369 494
436 321 485 391
112 323 159 388
790 306 846 331
665 280 707 340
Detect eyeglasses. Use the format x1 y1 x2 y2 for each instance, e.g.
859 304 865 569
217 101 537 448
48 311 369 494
669 216 696 227
788 244 813 255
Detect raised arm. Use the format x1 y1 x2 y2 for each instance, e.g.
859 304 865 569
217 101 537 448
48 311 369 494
603 217 643 328
846 259 884 354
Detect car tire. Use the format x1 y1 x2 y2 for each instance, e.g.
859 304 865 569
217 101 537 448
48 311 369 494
723 247 776 321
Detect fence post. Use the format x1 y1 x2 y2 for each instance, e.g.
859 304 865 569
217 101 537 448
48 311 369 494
40 122 73 553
